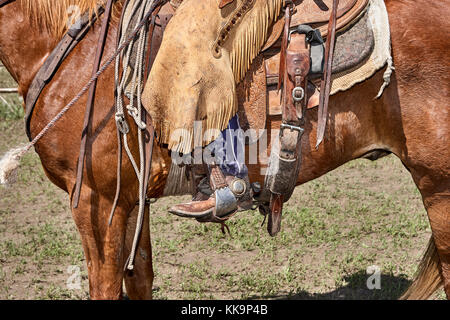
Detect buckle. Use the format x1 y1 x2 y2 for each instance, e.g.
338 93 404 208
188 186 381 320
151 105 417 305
292 86 305 102
280 123 304 134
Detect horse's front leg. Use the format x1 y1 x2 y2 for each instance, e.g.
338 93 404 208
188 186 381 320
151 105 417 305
71 188 132 300
123 205 154 300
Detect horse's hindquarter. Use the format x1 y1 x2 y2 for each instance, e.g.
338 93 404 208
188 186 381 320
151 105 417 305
386 0 450 298
386 0 450 191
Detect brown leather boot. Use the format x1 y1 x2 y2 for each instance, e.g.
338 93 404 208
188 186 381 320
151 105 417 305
169 164 215 218
169 165 253 221
168 196 216 218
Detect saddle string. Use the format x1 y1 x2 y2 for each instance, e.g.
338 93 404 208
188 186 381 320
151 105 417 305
108 0 132 227
112 0 160 271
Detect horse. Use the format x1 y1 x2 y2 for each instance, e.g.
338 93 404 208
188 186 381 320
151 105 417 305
0 0 448 300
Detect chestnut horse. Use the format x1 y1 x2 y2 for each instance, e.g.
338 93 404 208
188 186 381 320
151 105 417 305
0 0 448 299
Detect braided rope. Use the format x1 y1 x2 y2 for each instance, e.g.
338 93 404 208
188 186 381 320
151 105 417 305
111 0 158 271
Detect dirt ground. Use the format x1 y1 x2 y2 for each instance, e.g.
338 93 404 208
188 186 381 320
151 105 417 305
0 69 446 300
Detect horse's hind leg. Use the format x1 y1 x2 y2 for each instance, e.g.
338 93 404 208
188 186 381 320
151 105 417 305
123 205 154 300
423 192 450 298
72 190 131 300
410 165 450 298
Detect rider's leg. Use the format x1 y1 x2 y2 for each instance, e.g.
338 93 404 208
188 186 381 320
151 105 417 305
169 114 252 218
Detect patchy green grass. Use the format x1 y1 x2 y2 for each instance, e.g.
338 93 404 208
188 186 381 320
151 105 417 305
0 71 445 300
0 66 23 120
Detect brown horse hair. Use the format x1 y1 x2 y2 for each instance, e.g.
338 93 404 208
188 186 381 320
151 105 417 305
400 237 443 300
20 0 124 38
1 0 448 299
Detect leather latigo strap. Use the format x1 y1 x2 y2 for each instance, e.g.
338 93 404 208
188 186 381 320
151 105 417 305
265 14 310 236
265 1 340 236
278 5 292 91
0 0 15 8
73 0 115 208
316 0 340 148
283 33 310 125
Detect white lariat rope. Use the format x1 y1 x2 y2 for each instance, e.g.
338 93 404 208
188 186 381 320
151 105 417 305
0 0 163 273
113 0 157 271
0 0 162 188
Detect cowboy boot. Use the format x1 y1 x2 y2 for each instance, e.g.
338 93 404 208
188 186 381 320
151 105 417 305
168 164 215 218
190 163 213 201
169 164 253 220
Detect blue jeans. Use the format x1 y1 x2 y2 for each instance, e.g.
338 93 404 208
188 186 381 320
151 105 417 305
206 114 248 178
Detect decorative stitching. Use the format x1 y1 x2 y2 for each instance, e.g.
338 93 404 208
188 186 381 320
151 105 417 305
212 0 256 58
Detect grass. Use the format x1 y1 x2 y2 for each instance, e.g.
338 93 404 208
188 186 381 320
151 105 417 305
0 67 23 120
0 70 445 300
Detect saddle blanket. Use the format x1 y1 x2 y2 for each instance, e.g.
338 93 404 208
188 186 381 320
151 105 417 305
329 0 393 96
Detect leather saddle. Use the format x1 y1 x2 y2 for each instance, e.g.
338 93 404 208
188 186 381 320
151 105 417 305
264 0 369 51
238 0 370 133
234 0 372 236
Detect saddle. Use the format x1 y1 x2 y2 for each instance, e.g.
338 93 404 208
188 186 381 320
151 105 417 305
263 0 369 51
235 0 371 236
239 0 370 131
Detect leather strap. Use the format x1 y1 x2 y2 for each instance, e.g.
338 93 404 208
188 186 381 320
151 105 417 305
145 4 174 78
73 0 115 208
0 0 14 8
278 5 293 91
143 110 155 204
316 0 339 148
144 6 162 80
209 165 228 191
268 193 283 237
24 5 106 140
219 0 235 9
265 30 310 237
282 33 309 125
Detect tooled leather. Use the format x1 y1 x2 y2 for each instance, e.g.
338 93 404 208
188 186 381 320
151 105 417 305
262 0 369 51
236 54 267 138
209 165 228 190
291 0 357 26
282 33 309 124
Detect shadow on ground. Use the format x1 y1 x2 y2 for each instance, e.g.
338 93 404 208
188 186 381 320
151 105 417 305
249 271 411 300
